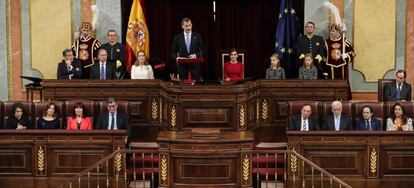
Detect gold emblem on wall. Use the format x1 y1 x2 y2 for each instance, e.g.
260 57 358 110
160 154 168 185
151 99 158 121
370 148 378 175
171 106 176 128
242 155 250 183
37 146 45 174
261 99 268 121
114 147 122 174
239 105 246 128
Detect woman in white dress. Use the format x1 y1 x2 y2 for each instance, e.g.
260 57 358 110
131 50 154 79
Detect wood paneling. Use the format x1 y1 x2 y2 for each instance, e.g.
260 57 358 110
0 130 126 188
288 131 414 187
158 131 253 188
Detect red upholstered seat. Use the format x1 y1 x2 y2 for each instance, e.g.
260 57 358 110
378 79 394 101
64 100 95 128
2 101 34 128
98 101 129 117
385 101 414 120
288 101 320 126
34 101 64 129
353 102 384 130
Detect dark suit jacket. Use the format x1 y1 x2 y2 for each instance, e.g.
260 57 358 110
355 118 382 131
96 112 131 137
57 60 82 79
289 114 319 131
324 115 353 130
171 32 204 59
384 81 412 101
90 61 116 80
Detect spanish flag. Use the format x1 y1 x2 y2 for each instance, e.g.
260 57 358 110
125 0 149 73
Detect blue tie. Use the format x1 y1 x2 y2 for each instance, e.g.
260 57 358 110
185 34 191 53
396 84 401 100
366 120 371 130
100 63 105 80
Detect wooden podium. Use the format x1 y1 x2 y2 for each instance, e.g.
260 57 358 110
176 58 206 84
157 130 254 188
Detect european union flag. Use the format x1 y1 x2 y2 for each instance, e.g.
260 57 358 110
275 0 299 78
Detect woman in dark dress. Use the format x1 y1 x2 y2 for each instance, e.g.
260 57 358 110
5 102 31 130
37 102 60 129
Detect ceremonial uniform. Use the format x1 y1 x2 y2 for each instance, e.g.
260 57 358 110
324 37 354 80
72 36 101 79
295 34 325 77
295 34 325 62
101 42 126 78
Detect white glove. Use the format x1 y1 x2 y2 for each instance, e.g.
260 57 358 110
341 53 348 60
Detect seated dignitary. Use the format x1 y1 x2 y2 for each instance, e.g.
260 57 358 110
57 49 82 79
90 49 116 80
298 54 317 80
223 49 244 83
265 54 285 79
289 104 319 131
37 102 60 129
5 102 32 130
384 70 412 102
96 97 131 137
66 101 92 130
323 101 353 130
386 102 413 131
131 50 154 79
355 105 382 131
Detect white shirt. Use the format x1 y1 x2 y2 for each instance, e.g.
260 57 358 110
131 65 154 79
301 117 309 131
334 115 341 131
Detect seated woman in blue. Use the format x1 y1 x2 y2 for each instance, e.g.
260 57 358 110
37 102 60 129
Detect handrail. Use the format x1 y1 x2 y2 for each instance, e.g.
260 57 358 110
57 149 158 188
253 149 352 188
289 150 352 188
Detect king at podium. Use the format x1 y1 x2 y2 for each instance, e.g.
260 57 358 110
171 17 204 80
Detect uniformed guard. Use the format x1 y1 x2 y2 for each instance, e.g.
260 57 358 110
295 22 325 76
101 30 126 79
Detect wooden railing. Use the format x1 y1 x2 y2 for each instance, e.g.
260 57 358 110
57 149 158 188
254 149 352 188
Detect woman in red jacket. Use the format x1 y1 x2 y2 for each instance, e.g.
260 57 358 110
66 101 92 130
224 48 244 82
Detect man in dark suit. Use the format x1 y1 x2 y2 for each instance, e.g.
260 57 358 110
384 70 412 102
171 17 204 80
289 104 319 131
324 101 353 130
96 97 131 138
355 105 382 131
57 49 82 79
90 49 116 80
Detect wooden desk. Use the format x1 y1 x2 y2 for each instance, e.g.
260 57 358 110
157 131 254 188
287 131 414 188
42 79 349 142
0 130 127 188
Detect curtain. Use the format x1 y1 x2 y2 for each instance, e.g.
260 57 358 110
121 0 304 80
